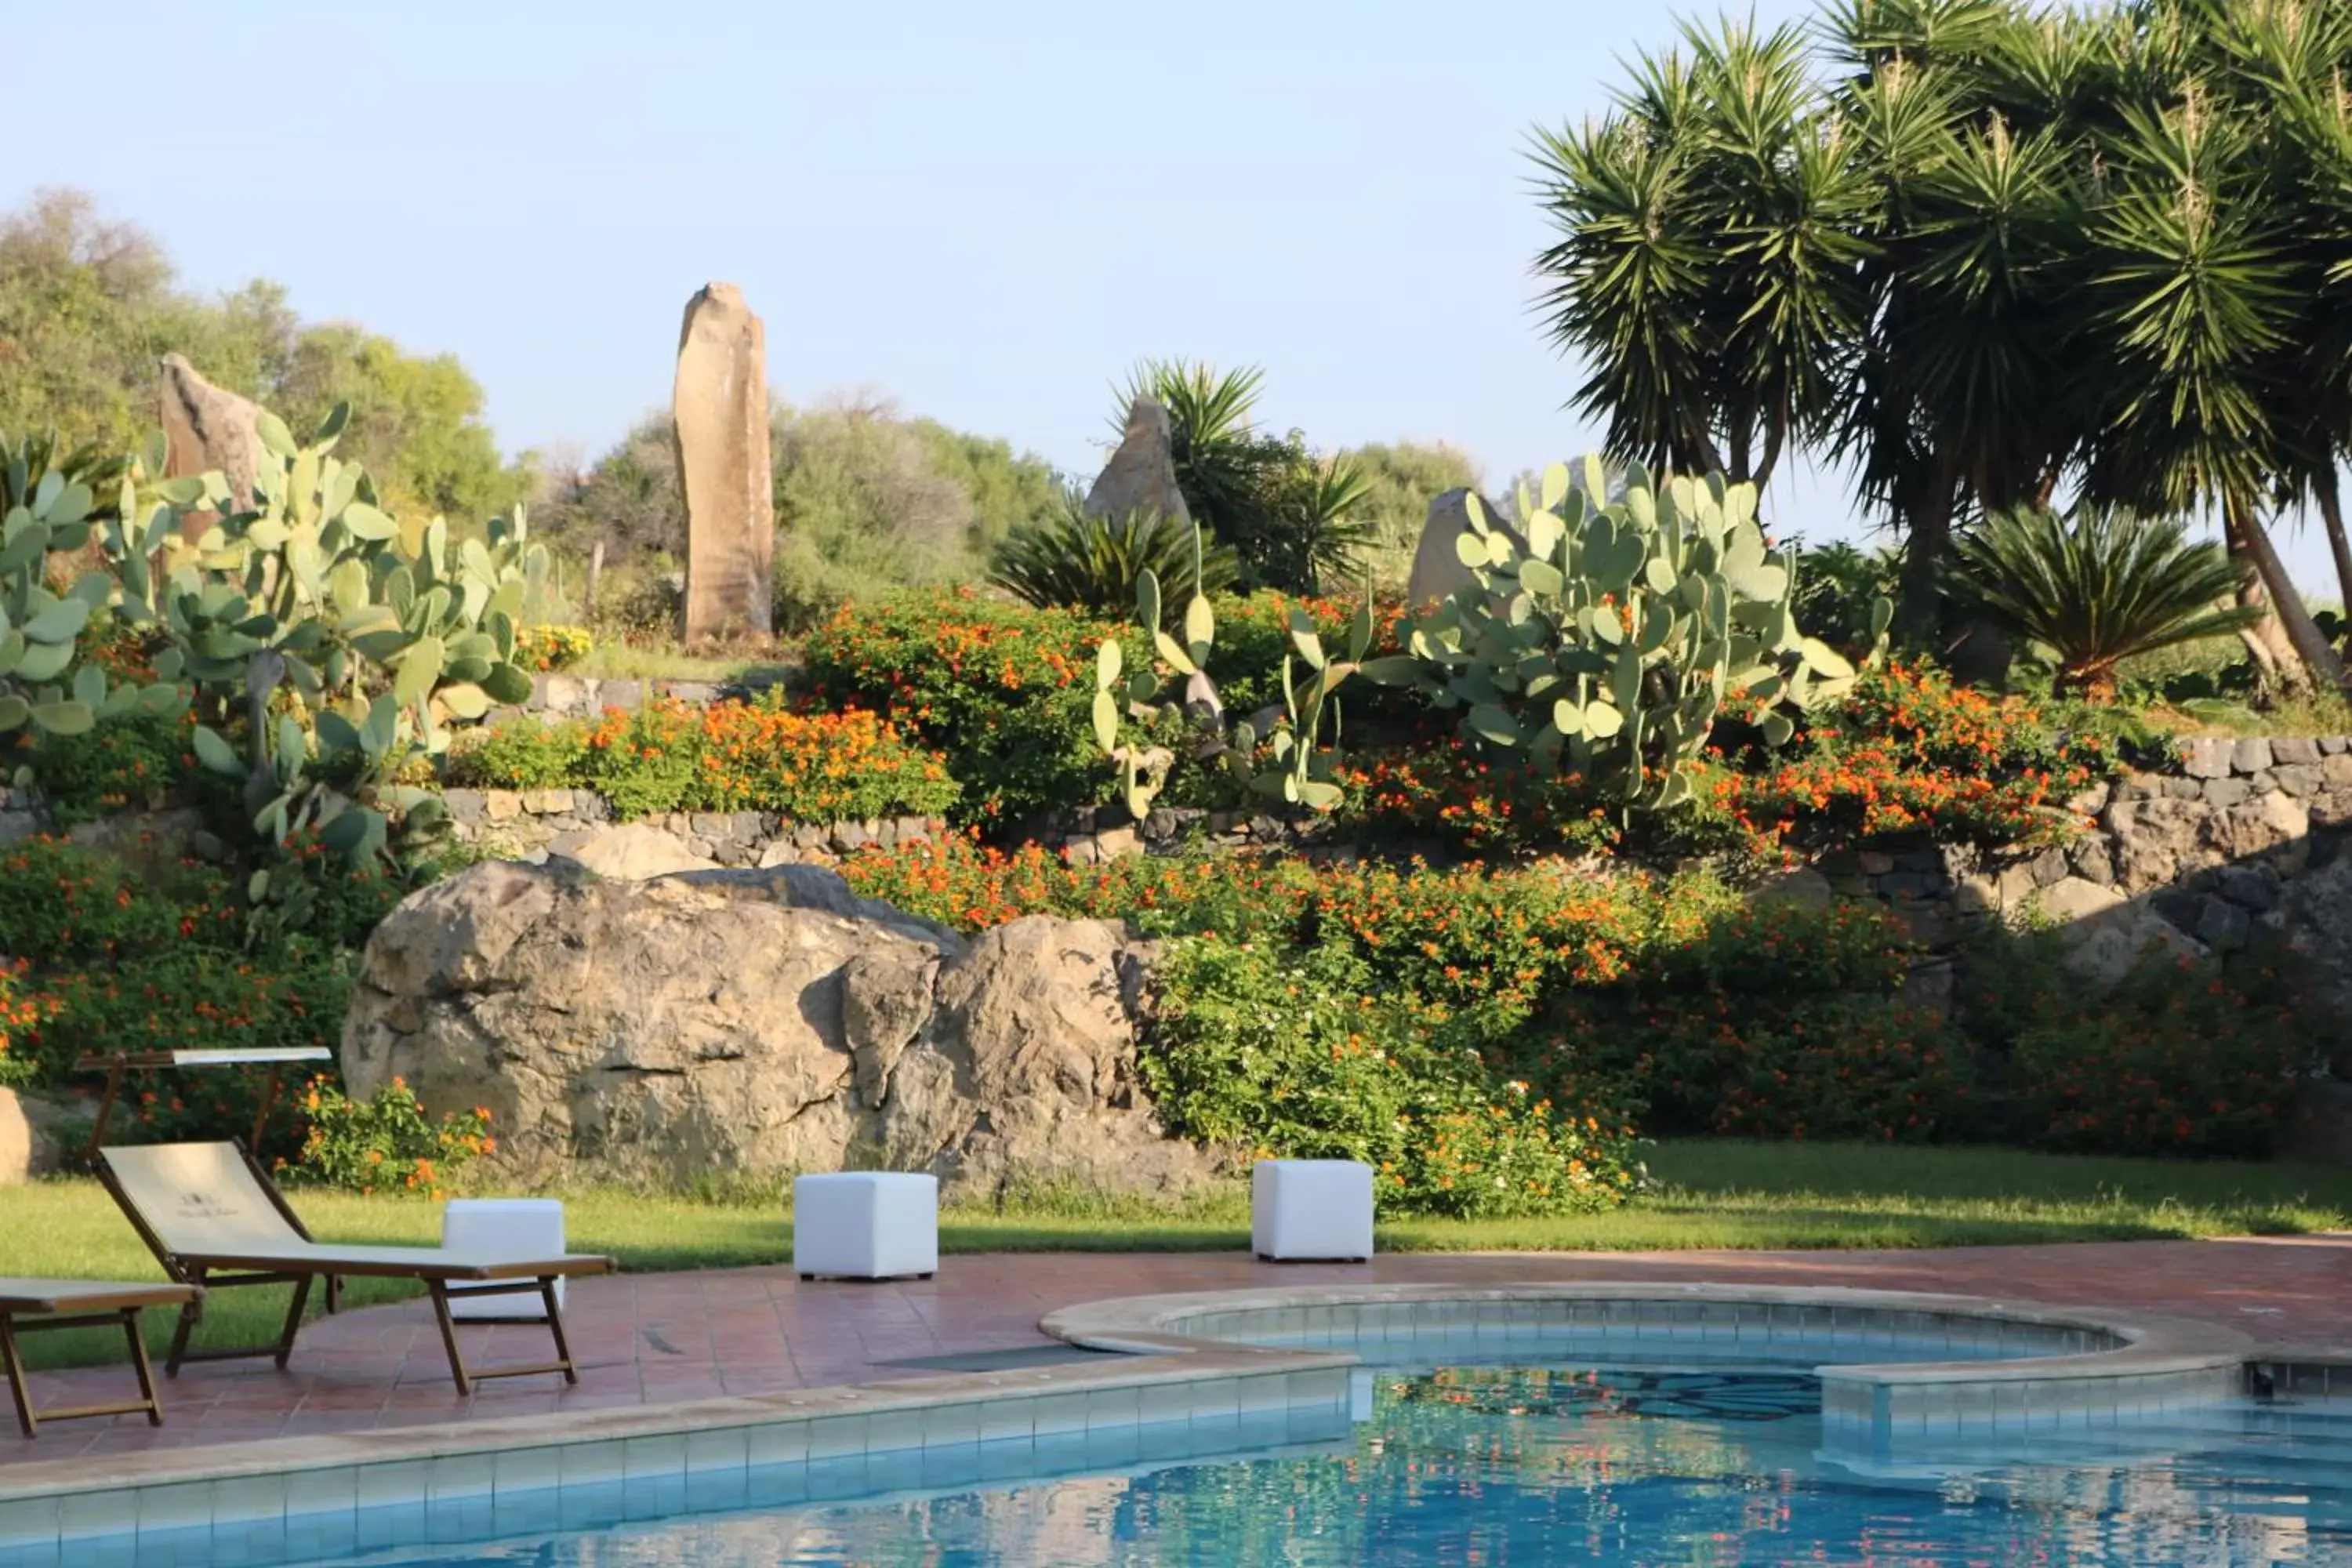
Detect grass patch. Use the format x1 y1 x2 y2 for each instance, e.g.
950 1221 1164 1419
567 644 793 685
8 1141 2347 1370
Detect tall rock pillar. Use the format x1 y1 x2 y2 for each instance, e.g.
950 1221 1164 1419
673 282 774 640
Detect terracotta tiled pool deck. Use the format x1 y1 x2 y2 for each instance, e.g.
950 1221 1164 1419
6 1236 2346 1465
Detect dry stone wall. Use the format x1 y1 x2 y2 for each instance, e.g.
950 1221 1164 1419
439 787 942 870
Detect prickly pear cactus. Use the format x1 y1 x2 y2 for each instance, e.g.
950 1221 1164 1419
1093 526 1374 819
111 401 546 863
0 443 183 762
1361 458 1872 811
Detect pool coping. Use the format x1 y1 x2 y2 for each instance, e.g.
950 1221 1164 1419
1041 1279 2253 1372
0 1277 2278 1552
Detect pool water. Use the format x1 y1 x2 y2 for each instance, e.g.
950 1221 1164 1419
408 1363 2352 1567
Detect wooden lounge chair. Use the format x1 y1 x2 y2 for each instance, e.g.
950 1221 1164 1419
96 1142 615 1396
0 1277 199 1437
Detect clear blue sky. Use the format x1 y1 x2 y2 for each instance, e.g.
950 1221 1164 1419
13 0 2340 595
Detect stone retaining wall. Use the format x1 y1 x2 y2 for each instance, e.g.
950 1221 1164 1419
439 787 941 868
1778 734 2352 1039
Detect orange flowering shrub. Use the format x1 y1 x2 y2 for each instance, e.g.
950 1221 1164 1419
1338 738 1624 855
1532 897 1972 1143
840 833 1658 1022
456 695 960 824
283 1076 495 1197
0 837 405 1160
0 960 52 1088
803 590 1111 823
1983 930 2310 1159
1709 662 2108 853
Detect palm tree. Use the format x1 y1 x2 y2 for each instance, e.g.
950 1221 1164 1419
1533 0 2352 692
987 495 1236 621
2069 67 2345 691
1530 17 1872 492
1947 506 2258 697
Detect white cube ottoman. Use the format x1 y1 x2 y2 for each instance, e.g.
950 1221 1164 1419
440 1198 567 1320
793 1172 938 1282
1252 1160 1375 1262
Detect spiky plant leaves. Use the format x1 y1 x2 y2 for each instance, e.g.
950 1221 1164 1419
986 496 1238 623
1948 506 2260 697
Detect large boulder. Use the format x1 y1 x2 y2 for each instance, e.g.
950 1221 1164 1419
1404 488 1524 608
342 862 1215 1196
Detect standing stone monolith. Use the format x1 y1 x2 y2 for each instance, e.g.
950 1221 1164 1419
159 353 265 539
1404 487 1524 607
673 283 774 641
1083 397 1191 525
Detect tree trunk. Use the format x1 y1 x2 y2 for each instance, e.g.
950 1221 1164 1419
2315 472 2352 630
2226 499 2341 695
1897 456 1957 646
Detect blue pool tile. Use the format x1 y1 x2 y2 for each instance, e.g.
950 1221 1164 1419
743 1461 811 1509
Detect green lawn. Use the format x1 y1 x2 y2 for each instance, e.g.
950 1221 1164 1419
8 1140 2348 1370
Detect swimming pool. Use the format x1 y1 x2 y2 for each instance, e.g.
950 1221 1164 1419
2 1283 2341 1566
370 1360 2352 1566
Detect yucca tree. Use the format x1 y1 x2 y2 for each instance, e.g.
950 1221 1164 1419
2067 30 2345 691
987 495 1237 622
1948 506 2259 696
1107 359 1370 594
1535 0 2352 693
1531 17 1874 490
1824 0 2088 631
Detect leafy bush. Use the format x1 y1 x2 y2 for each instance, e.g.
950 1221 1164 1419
449 696 960 824
1114 360 1371 595
1790 539 1902 657
0 961 48 1088
0 837 222 969
1980 931 2310 1159
17 947 353 1089
284 1076 493 1197
1144 936 1641 1218
839 833 1321 940
448 715 587 790
515 624 594 671
1524 895 1971 1144
1947 508 2259 699
10 707 192 826
1337 738 1624 855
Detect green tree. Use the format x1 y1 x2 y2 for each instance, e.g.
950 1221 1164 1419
271 322 524 524
1341 440 1484 589
0 189 524 531
1531 0 2351 695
